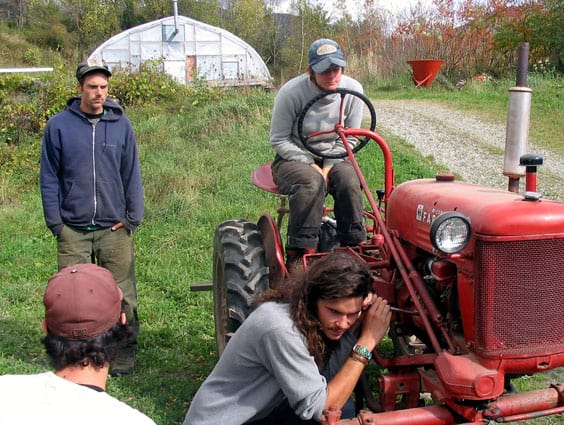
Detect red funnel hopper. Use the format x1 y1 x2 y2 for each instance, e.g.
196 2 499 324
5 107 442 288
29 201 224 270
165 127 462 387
407 59 444 87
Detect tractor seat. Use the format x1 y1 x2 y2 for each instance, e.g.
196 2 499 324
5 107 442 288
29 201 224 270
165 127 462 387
252 162 281 194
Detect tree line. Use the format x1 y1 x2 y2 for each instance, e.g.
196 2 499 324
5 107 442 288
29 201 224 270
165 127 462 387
1 0 562 82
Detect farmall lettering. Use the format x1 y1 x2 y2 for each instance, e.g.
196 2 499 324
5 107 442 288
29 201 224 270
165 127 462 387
416 204 444 225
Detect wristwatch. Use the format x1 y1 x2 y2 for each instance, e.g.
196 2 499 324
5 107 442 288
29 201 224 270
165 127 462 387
352 344 373 361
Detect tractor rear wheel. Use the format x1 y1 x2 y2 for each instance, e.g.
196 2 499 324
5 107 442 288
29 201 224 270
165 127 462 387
213 219 269 356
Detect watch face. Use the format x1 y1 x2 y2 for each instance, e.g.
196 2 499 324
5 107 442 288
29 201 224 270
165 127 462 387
354 344 372 360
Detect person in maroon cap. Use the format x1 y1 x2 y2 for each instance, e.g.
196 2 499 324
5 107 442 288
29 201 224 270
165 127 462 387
0 264 156 425
40 58 144 376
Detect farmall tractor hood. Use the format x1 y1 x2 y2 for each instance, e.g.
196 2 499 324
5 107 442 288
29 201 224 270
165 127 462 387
386 175 564 255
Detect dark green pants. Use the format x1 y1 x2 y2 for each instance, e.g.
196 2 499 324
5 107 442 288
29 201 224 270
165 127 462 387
57 225 139 367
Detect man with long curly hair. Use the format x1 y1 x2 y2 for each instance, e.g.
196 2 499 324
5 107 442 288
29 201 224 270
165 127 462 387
0 264 155 424
184 251 391 425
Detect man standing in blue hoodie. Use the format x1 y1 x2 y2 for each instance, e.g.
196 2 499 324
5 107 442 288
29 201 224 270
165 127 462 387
40 59 144 377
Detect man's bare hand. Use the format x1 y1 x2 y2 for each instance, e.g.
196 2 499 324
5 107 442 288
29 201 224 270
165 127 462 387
111 222 124 231
358 297 392 350
310 163 332 182
311 163 324 175
321 166 332 180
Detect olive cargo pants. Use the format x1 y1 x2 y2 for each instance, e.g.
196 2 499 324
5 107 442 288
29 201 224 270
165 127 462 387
57 225 139 369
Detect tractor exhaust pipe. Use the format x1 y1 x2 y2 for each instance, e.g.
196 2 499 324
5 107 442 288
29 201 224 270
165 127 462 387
503 42 532 193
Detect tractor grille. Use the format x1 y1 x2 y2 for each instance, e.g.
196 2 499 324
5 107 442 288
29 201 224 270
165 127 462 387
474 237 564 357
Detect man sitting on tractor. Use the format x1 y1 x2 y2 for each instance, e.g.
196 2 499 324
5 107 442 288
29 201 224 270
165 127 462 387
269 38 367 266
183 251 391 424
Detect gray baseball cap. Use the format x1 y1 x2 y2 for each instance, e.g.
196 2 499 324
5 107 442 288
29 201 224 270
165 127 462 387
308 39 346 73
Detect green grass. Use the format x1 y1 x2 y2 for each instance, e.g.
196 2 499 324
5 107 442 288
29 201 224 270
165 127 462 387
0 89 279 424
1 81 563 424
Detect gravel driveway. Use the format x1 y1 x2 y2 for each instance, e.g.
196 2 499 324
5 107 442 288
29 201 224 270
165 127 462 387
373 99 563 201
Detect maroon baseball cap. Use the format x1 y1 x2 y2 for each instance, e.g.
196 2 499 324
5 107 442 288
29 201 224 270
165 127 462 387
43 264 123 340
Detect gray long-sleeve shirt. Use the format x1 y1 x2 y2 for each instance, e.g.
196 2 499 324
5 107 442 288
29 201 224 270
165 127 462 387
183 302 355 425
269 73 364 168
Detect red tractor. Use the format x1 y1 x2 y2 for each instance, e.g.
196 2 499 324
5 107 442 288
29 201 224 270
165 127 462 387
200 46 564 424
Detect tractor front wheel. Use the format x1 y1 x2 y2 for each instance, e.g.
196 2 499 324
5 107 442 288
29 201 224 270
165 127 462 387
213 219 269 356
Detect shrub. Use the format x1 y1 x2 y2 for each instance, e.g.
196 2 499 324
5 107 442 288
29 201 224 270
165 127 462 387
1 59 224 147
0 68 74 146
110 59 223 108
0 75 43 145
110 60 179 107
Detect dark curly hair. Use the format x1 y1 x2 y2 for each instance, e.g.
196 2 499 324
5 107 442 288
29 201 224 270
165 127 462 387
42 322 133 371
256 251 372 365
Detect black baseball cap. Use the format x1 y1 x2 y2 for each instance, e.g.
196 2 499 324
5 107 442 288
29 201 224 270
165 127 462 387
76 59 112 81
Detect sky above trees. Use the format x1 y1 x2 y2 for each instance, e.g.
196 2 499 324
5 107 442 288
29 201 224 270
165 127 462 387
270 0 434 19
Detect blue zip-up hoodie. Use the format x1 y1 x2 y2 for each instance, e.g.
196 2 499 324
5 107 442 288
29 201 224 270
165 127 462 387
40 97 144 236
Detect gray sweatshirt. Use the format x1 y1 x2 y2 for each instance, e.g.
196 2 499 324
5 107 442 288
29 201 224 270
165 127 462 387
183 302 355 425
269 73 364 168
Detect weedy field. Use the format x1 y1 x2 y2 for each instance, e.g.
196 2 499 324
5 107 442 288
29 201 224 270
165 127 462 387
1 75 562 424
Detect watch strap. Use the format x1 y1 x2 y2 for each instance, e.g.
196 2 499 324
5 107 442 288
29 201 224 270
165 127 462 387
350 351 369 365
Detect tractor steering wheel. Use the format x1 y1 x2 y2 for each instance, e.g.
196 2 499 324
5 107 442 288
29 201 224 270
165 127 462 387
297 88 376 159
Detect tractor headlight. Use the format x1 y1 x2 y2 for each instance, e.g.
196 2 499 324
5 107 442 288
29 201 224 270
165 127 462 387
430 212 471 254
